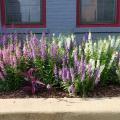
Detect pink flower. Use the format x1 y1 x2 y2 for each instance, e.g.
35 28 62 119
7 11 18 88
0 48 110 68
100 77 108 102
23 44 29 58
0 61 4 70
40 32 47 60
15 47 21 60
32 35 39 46
70 68 75 82
2 49 9 64
0 61 6 75
73 48 78 66
61 67 68 82
8 44 14 53
59 69 62 77
12 55 17 68
87 64 92 78
66 69 70 80
50 43 58 58
29 41 36 59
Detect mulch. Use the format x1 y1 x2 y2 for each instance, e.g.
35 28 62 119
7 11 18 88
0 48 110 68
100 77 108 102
88 84 120 98
0 85 120 99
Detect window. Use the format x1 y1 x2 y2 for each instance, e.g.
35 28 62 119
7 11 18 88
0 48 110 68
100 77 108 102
1 0 46 28
77 0 120 27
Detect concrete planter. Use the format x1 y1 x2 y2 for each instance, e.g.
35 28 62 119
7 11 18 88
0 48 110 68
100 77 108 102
0 98 120 120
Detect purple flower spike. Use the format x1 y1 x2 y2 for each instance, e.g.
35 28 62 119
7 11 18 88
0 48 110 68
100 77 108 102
23 44 28 58
13 33 18 43
2 35 6 46
88 64 92 78
62 67 68 82
59 69 62 77
73 48 78 66
70 68 75 82
62 55 67 66
66 69 70 80
0 61 4 70
83 33 88 41
32 35 39 46
66 50 70 64
40 32 47 60
15 46 21 60
50 43 58 58
78 56 84 74
29 41 36 60
12 55 17 68
54 64 58 80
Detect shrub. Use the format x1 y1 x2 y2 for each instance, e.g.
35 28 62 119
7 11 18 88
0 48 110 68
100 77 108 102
0 35 24 91
80 34 120 85
116 52 120 84
0 32 119 97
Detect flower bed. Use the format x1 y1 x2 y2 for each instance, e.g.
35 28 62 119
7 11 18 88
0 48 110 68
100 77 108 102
0 32 120 97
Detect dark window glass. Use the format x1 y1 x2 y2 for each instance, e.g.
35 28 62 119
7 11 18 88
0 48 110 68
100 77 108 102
80 0 116 24
5 0 42 24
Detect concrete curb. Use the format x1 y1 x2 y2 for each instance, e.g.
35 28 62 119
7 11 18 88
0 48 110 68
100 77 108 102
0 97 120 120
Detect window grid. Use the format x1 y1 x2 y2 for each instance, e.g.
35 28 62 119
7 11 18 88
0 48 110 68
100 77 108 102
76 0 120 27
0 0 46 28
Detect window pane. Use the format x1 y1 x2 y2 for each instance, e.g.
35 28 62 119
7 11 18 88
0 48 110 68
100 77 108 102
5 0 42 24
80 0 116 24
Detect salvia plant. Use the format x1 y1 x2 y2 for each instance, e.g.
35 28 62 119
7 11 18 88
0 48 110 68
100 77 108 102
116 52 120 84
80 33 120 85
0 32 119 96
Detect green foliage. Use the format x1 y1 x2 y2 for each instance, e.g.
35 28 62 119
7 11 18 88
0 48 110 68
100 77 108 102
34 58 55 85
75 78 94 97
81 35 120 86
0 33 120 97
0 66 24 91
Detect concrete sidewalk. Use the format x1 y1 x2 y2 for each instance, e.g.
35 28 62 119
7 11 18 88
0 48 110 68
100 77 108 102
0 97 120 120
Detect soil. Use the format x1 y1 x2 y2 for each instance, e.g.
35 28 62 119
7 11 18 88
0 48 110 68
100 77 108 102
0 85 120 99
88 84 120 98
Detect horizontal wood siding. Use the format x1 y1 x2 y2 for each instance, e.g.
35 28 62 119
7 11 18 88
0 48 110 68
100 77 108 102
47 0 76 33
0 0 120 35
